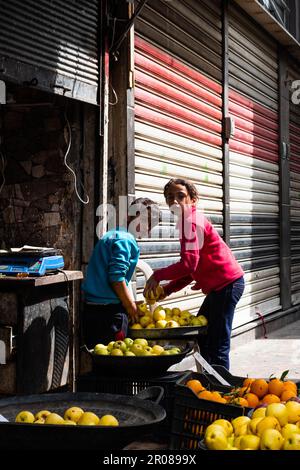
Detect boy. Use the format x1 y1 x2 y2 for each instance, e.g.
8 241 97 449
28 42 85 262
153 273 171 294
82 198 159 348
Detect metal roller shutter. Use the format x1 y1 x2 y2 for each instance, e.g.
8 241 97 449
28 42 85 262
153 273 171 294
228 3 280 329
134 0 223 312
0 0 99 104
289 65 300 305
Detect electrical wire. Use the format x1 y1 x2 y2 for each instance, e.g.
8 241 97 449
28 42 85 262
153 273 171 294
109 84 119 105
0 149 6 194
64 114 89 205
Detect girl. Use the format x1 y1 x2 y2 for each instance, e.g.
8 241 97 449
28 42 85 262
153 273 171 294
144 178 244 370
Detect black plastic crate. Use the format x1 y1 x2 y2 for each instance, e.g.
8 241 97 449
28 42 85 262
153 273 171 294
170 371 252 450
77 370 190 440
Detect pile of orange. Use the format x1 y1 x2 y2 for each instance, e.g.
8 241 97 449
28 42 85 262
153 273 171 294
185 376 299 408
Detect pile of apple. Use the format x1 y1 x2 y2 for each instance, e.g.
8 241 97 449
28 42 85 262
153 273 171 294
204 399 300 450
92 337 182 356
15 407 119 426
130 303 208 330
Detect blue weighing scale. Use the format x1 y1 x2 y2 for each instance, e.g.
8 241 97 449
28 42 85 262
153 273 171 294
0 249 64 276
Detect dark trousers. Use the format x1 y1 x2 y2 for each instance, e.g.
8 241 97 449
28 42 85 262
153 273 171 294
197 276 245 370
82 303 128 349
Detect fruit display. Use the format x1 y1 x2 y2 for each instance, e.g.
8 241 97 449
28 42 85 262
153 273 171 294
203 399 300 450
92 337 182 356
224 372 299 407
185 378 251 407
130 303 208 330
15 407 119 426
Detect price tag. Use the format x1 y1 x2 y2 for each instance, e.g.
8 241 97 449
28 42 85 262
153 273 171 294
194 352 230 386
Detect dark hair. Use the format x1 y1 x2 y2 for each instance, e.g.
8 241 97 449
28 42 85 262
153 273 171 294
163 178 200 201
129 197 160 223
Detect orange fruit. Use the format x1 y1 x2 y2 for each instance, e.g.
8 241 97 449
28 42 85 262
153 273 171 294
210 391 223 402
281 389 297 402
243 393 259 408
260 394 281 405
238 386 250 397
243 378 255 388
282 381 297 393
231 397 249 407
186 379 204 394
268 378 284 397
198 390 214 401
250 379 269 398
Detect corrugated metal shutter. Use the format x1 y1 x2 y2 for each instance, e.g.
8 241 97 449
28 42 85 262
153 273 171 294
228 3 280 329
289 65 300 305
0 0 99 104
134 0 223 312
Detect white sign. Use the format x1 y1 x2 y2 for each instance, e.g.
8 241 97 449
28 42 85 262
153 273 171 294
194 352 230 386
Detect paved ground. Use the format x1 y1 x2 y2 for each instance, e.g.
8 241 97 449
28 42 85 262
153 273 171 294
230 320 300 382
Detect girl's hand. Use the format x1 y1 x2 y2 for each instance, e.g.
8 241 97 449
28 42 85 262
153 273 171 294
143 275 159 298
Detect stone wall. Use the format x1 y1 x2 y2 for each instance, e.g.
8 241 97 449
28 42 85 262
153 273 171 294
0 84 83 269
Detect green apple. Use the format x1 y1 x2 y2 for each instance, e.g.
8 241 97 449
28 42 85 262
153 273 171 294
98 414 119 426
15 411 35 423
197 315 208 326
139 315 152 328
107 341 116 352
34 410 51 421
260 428 283 450
64 406 84 423
44 413 65 425
93 344 107 354
153 308 166 322
130 343 144 356
142 346 153 356
113 340 127 352
133 338 148 347
124 337 134 348
125 351 135 356
146 323 155 329
171 307 181 316
190 316 204 326
164 308 172 316
77 412 99 426
110 348 123 356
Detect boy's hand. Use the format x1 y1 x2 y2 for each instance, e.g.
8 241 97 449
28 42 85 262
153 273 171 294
126 302 139 324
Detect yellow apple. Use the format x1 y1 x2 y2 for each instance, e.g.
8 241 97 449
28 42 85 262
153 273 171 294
34 410 51 421
197 315 208 326
204 424 228 450
164 308 172 316
110 348 123 356
130 343 144 356
153 308 166 322
266 403 288 426
151 345 165 355
283 432 300 450
113 340 127 352
124 337 134 348
234 436 243 449
93 344 107 354
252 406 267 419
93 346 109 355
64 406 84 423
44 413 65 425
231 416 251 432
98 414 119 426
285 400 300 423
155 320 167 328
247 417 263 435
165 320 179 328
125 351 135 356
107 341 116 352
146 323 156 329
234 423 249 437
63 420 77 425
260 428 284 450
172 307 181 316
15 411 35 423
256 416 281 437
77 412 100 425
178 318 189 326
212 419 233 437
281 423 299 439
130 323 142 329
34 418 45 424
239 434 260 450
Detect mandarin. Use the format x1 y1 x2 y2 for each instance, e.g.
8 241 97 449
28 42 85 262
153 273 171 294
198 390 214 401
268 378 284 397
283 381 297 393
250 379 269 398
260 393 281 405
243 378 255 388
243 393 259 408
281 389 297 402
186 379 204 394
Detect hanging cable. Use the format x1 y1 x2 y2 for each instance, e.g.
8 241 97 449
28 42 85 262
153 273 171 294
63 114 89 205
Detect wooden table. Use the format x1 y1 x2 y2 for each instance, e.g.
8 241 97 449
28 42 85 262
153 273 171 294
0 270 83 395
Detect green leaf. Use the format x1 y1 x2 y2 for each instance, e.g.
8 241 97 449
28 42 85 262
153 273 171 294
280 370 289 381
